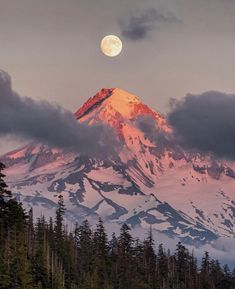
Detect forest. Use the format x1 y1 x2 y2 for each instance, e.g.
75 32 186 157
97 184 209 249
1 162 235 289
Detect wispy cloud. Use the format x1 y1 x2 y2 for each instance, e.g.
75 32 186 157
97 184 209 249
119 8 179 41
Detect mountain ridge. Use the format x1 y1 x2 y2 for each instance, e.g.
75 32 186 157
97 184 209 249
1 88 235 244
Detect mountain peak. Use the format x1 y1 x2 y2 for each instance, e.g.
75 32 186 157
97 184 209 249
75 88 143 120
75 88 114 119
75 87 158 122
111 88 141 103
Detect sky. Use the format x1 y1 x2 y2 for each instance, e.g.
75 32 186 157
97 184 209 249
1 0 235 153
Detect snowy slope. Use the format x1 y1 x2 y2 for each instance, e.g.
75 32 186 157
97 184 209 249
1 88 235 244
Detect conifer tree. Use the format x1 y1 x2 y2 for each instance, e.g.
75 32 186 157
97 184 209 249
143 229 156 289
117 223 133 289
93 218 109 289
201 251 212 289
0 163 11 199
175 242 190 287
157 243 168 288
55 195 66 241
76 220 93 288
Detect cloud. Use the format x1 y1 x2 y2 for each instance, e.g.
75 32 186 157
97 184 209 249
106 222 235 267
0 70 119 157
191 237 235 267
119 8 179 41
168 91 235 160
135 116 172 149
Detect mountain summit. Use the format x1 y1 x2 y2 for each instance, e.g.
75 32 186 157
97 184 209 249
1 88 235 244
75 88 166 126
76 88 142 119
74 88 168 147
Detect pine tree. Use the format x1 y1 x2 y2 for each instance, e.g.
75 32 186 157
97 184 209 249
0 162 11 288
32 217 50 289
93 218 109 289
76 220 93 288
0 163 32 289
143 229 156 289
201 251 212 289
0 163 11 199
175 242 190 288
157 243 168 288
109 232 119 289
210 259 223 288
54 194 66 242
117 224 133 289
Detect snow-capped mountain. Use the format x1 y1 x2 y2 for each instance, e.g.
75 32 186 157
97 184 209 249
1 88 235 244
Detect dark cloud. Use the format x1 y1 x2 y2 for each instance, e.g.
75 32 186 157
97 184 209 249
168 91 235 160
0 70 119 157
119 8 179 41
135 116 171 147
134 115 179 158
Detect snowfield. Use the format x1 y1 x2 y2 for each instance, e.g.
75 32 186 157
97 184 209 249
1 88 235 246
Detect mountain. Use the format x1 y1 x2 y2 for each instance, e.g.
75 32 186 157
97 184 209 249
1 88 235 244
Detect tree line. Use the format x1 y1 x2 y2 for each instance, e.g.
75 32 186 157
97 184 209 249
1 162 235 289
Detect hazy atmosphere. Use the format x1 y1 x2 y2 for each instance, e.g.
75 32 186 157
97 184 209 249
1 0 235 154
1 1 235 286
1 0 235 108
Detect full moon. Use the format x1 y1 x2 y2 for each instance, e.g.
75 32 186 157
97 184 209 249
100 35 123 57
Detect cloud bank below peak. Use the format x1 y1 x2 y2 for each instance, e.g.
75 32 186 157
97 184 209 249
136 90 235 161
0 70 119 157
168 91 235 160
